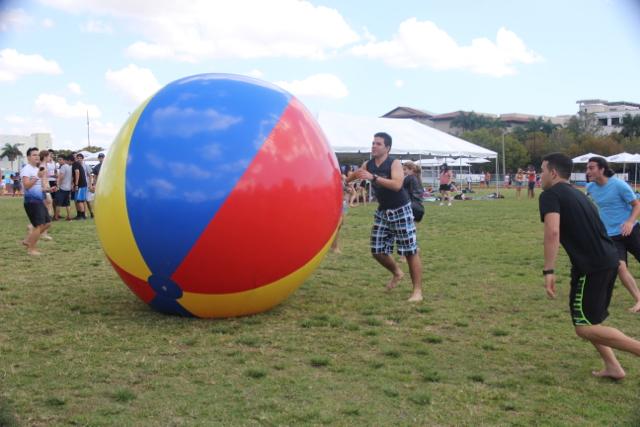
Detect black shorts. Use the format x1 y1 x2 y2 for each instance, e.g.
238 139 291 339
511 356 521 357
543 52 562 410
611 224 640 265
24 201 51 227
569 267 617 326
55 190 71 207
439 183 451 192
528 181 535 190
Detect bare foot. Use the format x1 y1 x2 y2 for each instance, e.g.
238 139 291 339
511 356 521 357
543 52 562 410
21 240 29 247
592 368 625 380
41 234 53 241
385 271 404 291
330 247 342 254
407 293 423 302
628 301 640 313
27 250 42 256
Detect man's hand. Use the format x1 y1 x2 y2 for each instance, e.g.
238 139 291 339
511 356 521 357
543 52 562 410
621 221 635 237
354 169 373 181
544 274 556 299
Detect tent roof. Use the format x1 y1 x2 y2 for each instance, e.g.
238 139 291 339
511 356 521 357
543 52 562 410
607 152 640 163
317 111 497 158
572 152 605 164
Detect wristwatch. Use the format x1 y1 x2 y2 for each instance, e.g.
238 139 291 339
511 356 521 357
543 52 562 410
372 174 378 183
542 269 554 276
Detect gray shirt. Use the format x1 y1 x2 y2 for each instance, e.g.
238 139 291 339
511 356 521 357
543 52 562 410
59 163 73 191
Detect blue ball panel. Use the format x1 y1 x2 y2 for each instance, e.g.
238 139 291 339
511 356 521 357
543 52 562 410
125 74 291 278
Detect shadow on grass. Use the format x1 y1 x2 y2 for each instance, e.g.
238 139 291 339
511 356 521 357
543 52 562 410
0 397 18 427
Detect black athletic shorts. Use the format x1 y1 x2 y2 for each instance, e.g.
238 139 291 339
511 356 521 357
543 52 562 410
439 183 451 192
55 190 71 207
528 181 535 190
569 266 617 326
24 201 51 227
611 223 640 265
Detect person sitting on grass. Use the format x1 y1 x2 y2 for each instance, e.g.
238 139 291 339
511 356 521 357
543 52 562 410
539 152 640 380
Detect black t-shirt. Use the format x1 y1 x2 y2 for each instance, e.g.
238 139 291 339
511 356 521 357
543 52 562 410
92 162 102 177
72 161 87 187
366 157 409 210
539 182 618 274
403 174 423 203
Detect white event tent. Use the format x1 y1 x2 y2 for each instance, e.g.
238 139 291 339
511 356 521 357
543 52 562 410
317 111 497 159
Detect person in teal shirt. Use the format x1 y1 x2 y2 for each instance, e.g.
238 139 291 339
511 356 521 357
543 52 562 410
587 157 640 312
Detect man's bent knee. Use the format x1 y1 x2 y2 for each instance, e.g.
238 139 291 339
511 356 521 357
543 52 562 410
575 325 598 340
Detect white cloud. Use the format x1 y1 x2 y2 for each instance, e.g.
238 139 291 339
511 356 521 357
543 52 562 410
34 93 101 119
0 8 33 32
105 64 161 105
88 120 119 148
275 73 348 99
81 19 113 34
0 49 62 82
246 69 264 79
4 114 26 124
40 0 359 61
394 79 404 88
41 18 55 29
351 19 543 77
67 82 83 95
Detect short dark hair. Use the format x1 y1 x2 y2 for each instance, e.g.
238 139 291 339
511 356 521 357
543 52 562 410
588 156 615 177
26 147 38 156
542 152 572 179
374 132 392 148
98 153 105 158
76 153 84 159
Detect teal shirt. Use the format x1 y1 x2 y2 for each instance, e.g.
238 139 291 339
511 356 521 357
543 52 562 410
586 177 638 236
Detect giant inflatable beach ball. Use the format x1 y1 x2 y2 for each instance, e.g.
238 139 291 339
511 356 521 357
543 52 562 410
94 73 342 318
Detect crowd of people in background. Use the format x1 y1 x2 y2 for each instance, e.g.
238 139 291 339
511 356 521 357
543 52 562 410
6 148 106 255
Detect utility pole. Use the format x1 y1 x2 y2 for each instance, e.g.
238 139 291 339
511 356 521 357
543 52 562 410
501 130 506 181
86 110 91 148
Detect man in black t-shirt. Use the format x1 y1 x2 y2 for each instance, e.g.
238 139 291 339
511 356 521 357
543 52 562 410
347 132 422 302
539 153 640 380
72 153 88 219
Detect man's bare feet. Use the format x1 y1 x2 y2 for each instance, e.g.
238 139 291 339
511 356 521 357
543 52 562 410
592 367 625 380
21 240 29 247
407 292 423 302
628 301 640 313
27 249 42 256
41 234 53 241
385 271 404 291
330 247 342 254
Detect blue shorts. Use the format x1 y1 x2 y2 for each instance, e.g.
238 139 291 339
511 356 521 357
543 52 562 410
75 186 88 201
370 203 418 256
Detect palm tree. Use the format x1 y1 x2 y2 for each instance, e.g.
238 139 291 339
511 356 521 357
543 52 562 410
0 143 24 171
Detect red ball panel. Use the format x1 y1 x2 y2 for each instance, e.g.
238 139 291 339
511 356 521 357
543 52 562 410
172 97 342 294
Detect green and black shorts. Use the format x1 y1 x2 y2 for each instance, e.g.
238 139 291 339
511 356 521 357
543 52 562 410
569 267 617 326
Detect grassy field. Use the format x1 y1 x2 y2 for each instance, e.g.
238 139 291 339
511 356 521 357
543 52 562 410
1 190 640 426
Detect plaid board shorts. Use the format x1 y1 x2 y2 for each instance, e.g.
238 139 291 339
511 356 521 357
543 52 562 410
370 202 418 256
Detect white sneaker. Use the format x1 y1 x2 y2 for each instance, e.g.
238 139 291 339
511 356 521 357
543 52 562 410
447 202 452 206
439 202 444 206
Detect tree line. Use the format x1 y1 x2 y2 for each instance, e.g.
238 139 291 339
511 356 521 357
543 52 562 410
451 112 640 172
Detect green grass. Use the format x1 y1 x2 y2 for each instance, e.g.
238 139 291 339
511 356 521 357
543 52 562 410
2 190 640 425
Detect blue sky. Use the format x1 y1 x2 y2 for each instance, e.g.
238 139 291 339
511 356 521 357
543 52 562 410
1 0 639 150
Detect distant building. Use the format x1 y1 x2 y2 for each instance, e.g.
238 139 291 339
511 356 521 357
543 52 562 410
381 107 571 135
0 133 52 172
577 99 640 134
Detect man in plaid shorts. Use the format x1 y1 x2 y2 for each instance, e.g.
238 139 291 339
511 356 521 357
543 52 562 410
349 132 423 302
